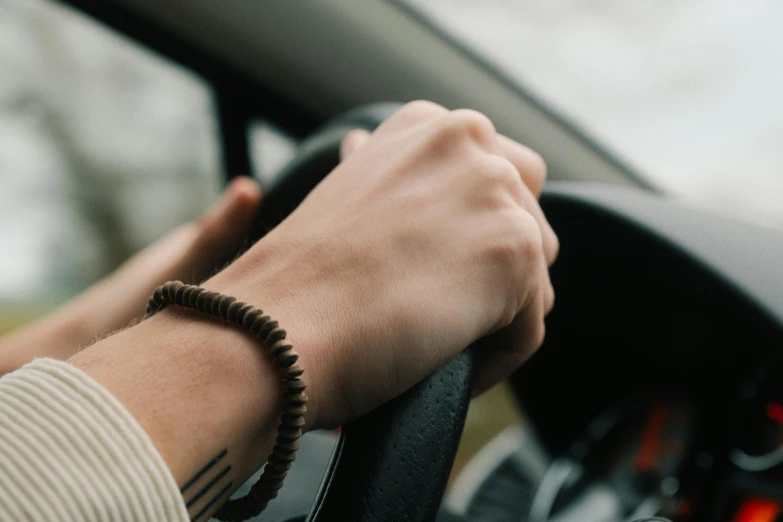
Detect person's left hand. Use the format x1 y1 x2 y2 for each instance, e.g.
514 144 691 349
0 177 262 375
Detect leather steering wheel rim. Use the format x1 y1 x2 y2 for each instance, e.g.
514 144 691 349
250 103 475 522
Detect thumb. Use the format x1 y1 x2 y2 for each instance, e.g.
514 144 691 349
340 129 372 161
197 176 263 249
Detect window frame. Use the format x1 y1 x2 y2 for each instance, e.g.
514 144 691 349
56 0 319 183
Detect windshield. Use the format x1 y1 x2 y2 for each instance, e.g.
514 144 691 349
402 0 783 230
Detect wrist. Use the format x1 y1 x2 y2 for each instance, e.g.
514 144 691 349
69 303 283 484
206 234 344 431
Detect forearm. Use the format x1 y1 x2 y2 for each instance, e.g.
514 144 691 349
0 267 154 377
0 222 206 377
0 301 88 376
0 277 148 377
0 358 189 521
68 304 284 520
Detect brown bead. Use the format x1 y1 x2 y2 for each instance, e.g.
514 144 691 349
243 309 260 330
218 295 235 317
194 289 207 310
280 355 300 370
266 327 287 344
280 365 304 379
227 300 244 322
181 285 196 307
251 315 270 335
258 320 279 338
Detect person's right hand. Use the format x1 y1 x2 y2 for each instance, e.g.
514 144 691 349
209 101 559 429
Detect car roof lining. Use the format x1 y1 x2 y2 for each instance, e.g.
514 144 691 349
60 0 652 189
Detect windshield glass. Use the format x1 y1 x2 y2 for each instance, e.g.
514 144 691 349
402 0 783 230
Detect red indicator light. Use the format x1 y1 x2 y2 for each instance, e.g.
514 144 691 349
635 402 668 472
766 403 783 426
733 498 781 522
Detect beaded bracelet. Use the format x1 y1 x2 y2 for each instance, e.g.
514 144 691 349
146 281 307 521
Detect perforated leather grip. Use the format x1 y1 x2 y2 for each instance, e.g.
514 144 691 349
307 350 474 522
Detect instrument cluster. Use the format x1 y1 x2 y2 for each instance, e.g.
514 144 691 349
532 356 783 522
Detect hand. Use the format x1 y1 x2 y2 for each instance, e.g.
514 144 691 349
209 101 559 428
0 177 262 375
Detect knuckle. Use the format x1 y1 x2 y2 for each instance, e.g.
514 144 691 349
509 346 535 368
487 229 521 269
486 210 541 273
431 110 496 148
450 109 497 146
401 100 448 118
497 305 518 330
529 319 546 350
526 150 547 190
529 150 547 179
545 282 556 314
512 211 544 262
480 155 522 201
546 230 560 266
522 234 544 268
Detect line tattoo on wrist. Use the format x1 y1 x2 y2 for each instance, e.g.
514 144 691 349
181 449 234 522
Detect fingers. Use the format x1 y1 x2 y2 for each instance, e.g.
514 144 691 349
482 128 555 265
379 100 449 135
432 108 546 198
474 243 552 395
544 275 555 315
497 135 547 198
345 103 549 198
447 112 553 393
340 129 372 161
471 290 547 395
471 203 554 394
428 107 554 263
339 101 448 160
342 104 558 306
483 155 558 268
514 179 560 267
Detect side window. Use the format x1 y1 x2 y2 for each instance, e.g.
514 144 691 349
0 0 221 314
248 119 298 188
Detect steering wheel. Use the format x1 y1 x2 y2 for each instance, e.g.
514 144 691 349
247 103 474 522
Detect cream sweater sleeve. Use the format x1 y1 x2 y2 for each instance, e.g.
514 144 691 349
0 358 189 522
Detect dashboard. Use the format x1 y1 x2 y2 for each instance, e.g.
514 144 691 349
507 183 783 521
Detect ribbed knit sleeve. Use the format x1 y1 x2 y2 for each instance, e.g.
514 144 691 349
0 358 189 522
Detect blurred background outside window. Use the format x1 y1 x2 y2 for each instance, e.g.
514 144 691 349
249 119 298 188
0 0 300 332
0 0 221 323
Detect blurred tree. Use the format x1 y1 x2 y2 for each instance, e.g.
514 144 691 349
0 0 220 306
